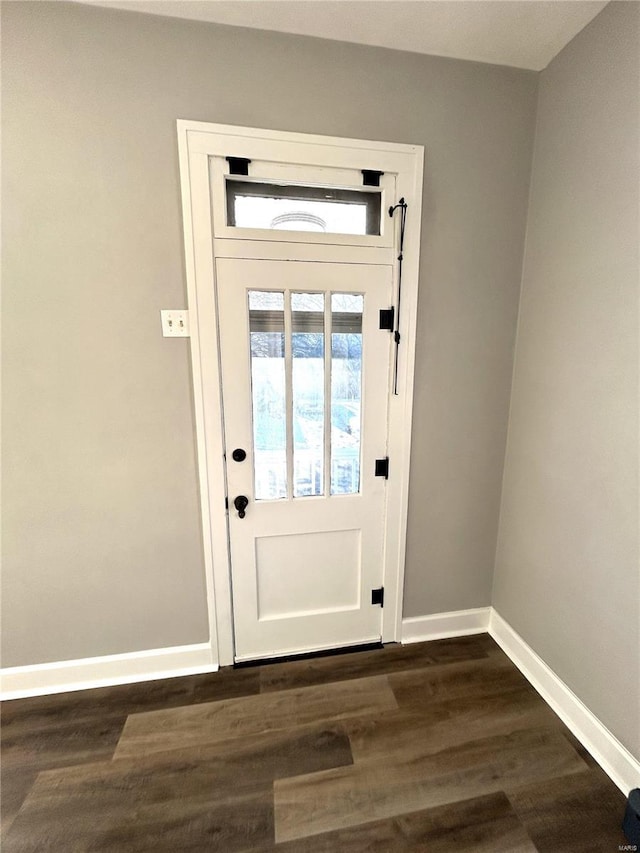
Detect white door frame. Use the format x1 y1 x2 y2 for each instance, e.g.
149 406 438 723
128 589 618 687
177 120 424 666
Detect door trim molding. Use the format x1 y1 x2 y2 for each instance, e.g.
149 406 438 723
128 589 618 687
177 121 424 665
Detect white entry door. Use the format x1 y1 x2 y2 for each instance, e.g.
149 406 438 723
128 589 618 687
217 257 393 661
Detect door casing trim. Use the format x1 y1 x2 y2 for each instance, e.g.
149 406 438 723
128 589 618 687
177 121 424 665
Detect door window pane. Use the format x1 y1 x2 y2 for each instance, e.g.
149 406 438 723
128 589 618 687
227 181 381 236
292 293 324 497
249 291 286 500
331 294 363 495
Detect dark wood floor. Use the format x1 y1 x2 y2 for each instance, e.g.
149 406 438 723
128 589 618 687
1 634 627 851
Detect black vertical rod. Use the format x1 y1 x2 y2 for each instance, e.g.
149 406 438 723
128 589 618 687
388 198 407 395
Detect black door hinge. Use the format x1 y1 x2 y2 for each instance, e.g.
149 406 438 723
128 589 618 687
225 496 229 510
375 457 389 479
371 587 384 607
379 307 395 331
362 169 384 187
226 157 251 175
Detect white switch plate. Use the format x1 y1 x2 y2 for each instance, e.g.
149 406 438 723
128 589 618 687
161 310 190 337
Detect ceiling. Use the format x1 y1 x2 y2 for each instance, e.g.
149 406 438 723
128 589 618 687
81 1 608 71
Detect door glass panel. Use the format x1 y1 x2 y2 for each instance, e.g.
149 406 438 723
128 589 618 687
292 293 325 497
331 294 363 495
227 180 381 236
249 291 287 500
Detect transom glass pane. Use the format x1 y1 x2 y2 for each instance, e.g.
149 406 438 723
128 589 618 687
249 291 286 500
331 294 363 495
227 181 381 236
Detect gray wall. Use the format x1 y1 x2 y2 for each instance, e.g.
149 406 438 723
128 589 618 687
1 1 536 666
493 1 640 757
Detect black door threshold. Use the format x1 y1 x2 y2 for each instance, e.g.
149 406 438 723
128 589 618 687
233 641 384 669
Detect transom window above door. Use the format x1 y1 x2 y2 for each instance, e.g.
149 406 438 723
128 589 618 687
208 153 397 248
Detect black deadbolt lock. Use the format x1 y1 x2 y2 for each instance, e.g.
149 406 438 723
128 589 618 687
232 448 247 462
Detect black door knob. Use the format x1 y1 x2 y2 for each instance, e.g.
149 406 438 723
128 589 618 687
232 448 247 462
233 495 249 518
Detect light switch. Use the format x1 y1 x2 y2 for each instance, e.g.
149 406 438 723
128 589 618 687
161 310 190 337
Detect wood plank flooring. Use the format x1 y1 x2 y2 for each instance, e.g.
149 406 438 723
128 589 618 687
114 675 397 760
0 634 628 851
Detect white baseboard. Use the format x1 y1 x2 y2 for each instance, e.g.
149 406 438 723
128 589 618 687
0 642 217 700
401 607 491 643
489 609 640 796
